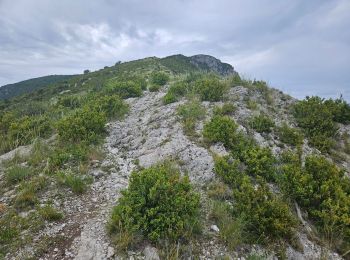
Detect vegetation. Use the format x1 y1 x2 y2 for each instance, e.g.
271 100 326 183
276 123 303 147
213 103 236 116
177 99 206 136
57 107 107 144
214 156 297 245
248 114 275 133
279 153 350 254
195 75 228 101
203 115 238 147
0 75 74 100
107 81 143 98
108 163 200 250
150 71 170 86
293 96 350 152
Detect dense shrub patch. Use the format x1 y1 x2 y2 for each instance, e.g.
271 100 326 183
292 96 350 152
108 163 200 249
195 75 228 101
203 115 238 148
57 107 107 144
248 114 275 133
150 71 169 86
279 154 350 253
243 147 276 181
91 95 129 120
214 157 297 244
107 81 143 98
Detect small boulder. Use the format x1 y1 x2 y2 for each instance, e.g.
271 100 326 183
210 224 220 232
143 246 160 260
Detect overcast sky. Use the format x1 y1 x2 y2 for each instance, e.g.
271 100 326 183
0 0 349 101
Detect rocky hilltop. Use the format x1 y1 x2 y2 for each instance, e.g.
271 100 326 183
0 55 349 260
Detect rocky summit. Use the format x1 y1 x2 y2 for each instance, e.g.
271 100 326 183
0 54 349 260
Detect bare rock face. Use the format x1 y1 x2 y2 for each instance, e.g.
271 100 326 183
189 54 237 76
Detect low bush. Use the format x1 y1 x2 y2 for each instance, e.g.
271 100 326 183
163 91 177 104
57 171 91 194
195 76 228 102
148 84 161 92
214 156 297 244
107 81 143 98
150 71 169 86
279 154 350 254
6 166 32 184
248 114 275 133
203 115 238 148
243 147 276 181
276 123 303 146
14 189 37 209
91 95 129 120
214 156 243 187
163 81 190 104
7 115 52 147
39 205 63 221
213 103 236 116
56 107 106 144
177 99 205 136
108 163 200 249
57 95 81 109
293 96 338 152
232 176 297 243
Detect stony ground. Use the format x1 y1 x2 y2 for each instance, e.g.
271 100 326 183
1 86 347 259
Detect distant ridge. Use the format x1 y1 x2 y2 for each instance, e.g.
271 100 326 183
0 75 75 100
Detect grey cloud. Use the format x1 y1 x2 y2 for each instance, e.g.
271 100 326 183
0 0 349 101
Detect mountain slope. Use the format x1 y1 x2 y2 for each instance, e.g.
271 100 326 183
0 54 349 260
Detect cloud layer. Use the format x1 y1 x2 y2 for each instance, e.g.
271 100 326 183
0 0 349 100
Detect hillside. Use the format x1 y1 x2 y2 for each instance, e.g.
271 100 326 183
0 75 75 100
0 54 350 260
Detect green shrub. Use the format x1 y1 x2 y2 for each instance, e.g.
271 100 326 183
39 205 63 221
213 103 236 116
91 95 129 119
14 188 38 209
246 99 258 110
57 95 81 109
47 143 90 171
108 163 200 248
7 115 52 147
279 154 350 253
203 115 238 148
195 76 228 101
163 81 190 104
56 107 106 144
324 97 350 124
177 100 205 136
214 156 243 187
149 84 161 92
248 114 275 133
150 71 169 86
6 166 32 184
108 81 143 98
57 171 90 194
163 91 177 104
243 147 276 181
277 123 303 146
232 176 297 243
293 96 337 152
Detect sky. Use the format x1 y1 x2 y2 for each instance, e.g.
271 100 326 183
0 0 349 101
